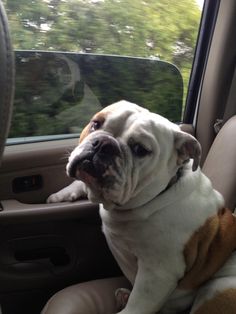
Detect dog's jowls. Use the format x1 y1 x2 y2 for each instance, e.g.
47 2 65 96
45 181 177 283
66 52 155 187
48 100 236 314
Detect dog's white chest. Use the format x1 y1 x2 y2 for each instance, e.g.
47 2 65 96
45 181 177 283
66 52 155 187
99 171 225 312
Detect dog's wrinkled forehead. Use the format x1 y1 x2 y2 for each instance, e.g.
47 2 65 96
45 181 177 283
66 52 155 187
79 100 149 143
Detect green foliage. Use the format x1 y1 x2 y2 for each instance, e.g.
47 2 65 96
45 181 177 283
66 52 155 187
4 0 201 61
3 0 201 138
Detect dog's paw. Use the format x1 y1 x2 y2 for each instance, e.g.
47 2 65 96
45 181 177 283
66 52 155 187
47 191 78 203
115 288 130 312
47 181 87 203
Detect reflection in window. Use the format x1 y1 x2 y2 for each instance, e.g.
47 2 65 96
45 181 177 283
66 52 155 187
9 51 183 139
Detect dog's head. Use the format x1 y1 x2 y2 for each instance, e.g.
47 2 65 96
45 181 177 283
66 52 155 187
67 100 201 209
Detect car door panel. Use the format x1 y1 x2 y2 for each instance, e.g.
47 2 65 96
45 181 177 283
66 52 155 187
0 140 121 314
0 139 77 203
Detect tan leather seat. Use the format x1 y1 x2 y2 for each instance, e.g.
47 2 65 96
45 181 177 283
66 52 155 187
202 115 236 210
42 277 130 314
42 116 236 314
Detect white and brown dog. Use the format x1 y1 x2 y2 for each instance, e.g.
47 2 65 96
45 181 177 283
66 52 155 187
48 100 236 314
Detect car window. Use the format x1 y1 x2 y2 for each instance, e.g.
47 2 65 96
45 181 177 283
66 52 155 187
4 0 204 144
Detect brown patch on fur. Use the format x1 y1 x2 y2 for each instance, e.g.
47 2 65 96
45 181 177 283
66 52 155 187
178 208 236 290
193 288 236 314
79 123 91 143
79 101 130 143
79 111 109 143
91 111 107 126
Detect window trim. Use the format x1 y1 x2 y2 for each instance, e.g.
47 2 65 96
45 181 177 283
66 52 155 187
6 133 80 146
184 0 221 124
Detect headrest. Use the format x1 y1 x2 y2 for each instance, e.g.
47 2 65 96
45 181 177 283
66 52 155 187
0 1 14 164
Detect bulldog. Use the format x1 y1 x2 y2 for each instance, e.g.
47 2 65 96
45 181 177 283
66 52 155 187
48 100 236 314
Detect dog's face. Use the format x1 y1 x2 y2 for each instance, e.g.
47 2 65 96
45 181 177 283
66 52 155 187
67 101 201 209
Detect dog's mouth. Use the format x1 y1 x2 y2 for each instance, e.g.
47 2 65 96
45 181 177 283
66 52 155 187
67 134 122 187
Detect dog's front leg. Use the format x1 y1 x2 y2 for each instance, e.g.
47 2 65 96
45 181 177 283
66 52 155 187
47 180 87 203
118 262 177 314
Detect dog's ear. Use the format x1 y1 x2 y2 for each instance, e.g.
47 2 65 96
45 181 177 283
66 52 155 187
174 131 201 171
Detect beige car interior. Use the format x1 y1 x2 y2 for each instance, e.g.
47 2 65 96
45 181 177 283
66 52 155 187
0 0 236 313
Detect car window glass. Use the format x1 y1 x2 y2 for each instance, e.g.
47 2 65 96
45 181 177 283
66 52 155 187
4 0 204 144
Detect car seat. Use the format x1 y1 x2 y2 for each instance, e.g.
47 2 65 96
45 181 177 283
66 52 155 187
42 115 236 313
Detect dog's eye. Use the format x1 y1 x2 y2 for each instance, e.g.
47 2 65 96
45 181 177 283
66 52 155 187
131 143 151 158
90 120 101 132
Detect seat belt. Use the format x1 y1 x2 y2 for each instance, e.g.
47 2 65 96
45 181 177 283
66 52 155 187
214 63 236 133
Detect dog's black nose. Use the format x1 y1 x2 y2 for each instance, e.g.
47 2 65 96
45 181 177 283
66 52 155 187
92 136 121 157
68 135 121 179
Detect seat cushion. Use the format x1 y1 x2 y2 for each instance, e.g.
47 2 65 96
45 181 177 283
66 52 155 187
42 276 130 314
203 116 236 210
